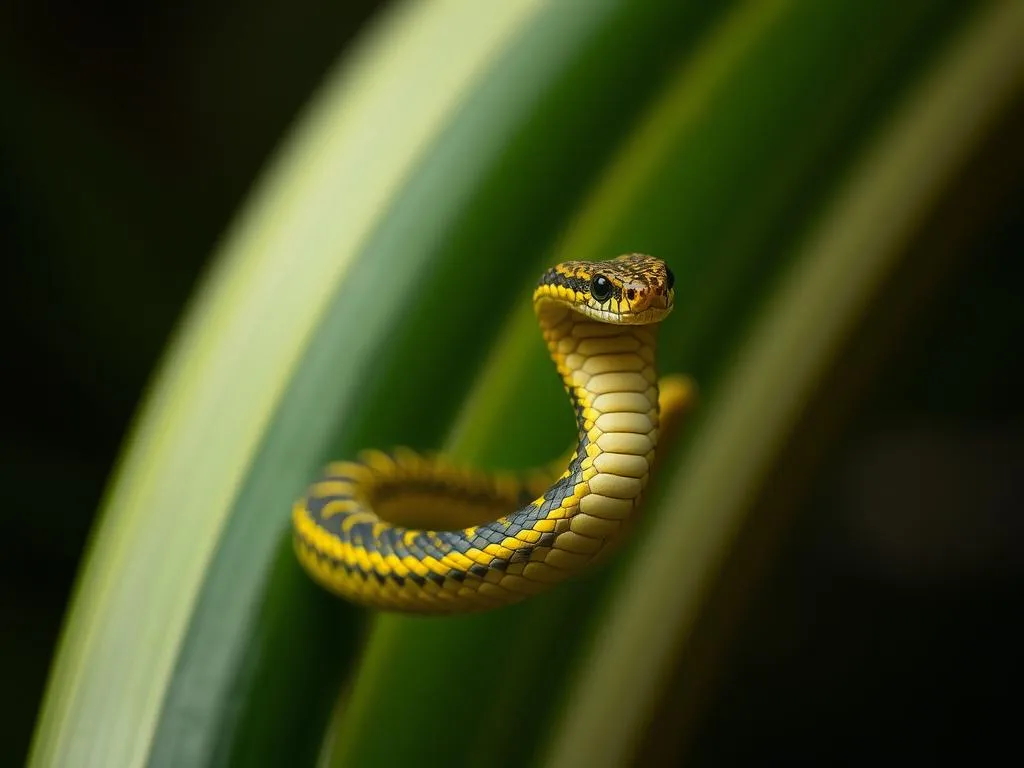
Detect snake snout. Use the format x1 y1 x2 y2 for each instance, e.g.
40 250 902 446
622 279 656 312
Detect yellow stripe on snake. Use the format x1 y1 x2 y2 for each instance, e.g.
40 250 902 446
292 253 695 614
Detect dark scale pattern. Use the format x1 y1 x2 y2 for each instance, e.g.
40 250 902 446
565 274 589 296
538 263 624 302
296 331 598 581
388 527 410 561
466 526 503 548
534 496 559 519
303 492 349 530
305 385 593 582
433 530 466 552
509 548 531 564
440 528 471 552
298 538 356 580
538 268 558 288
413 532 448 561
375 526 396 559
524 501 545 522
569 386 588 431
348 522 372 555
537 532 557 549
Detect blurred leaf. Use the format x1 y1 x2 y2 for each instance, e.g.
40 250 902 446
31 0 639 764
328 2 990 766
29 0 721 766
546 2 1024 766
28 0 1024 767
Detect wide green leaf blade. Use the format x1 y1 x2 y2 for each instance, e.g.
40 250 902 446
32 1 735 766
547 2 1024 765
29 0 607 764
324 2 985 767
30 1 1022 767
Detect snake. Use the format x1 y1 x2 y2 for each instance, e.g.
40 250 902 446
292 253 694 614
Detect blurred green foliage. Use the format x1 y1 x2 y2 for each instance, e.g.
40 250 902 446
5 0 1023 766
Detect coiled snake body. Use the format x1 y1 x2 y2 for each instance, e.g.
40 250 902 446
293 253 694 614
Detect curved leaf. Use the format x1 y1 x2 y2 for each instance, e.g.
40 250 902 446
323 2 988 767
29 1 1021 767
546 3 1024 765
29 0 599 764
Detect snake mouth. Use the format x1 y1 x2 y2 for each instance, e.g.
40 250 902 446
569 301 673 326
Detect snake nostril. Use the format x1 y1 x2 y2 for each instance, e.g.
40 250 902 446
626 288 636 301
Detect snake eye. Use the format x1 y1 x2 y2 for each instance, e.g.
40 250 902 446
590 274 613 302
666 268 675 291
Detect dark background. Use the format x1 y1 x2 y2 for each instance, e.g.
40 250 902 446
3 1 1021 765
2 1 384 762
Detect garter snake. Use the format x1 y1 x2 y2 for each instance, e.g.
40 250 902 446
292 253 694 614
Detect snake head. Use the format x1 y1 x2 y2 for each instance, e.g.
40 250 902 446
534 253 675 325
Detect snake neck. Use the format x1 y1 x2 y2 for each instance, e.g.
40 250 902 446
537 302 661 532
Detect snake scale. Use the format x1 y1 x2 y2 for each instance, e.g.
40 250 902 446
292 253 694 614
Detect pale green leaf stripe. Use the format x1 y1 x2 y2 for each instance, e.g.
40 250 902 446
29 1 549 765
546 3 1024 766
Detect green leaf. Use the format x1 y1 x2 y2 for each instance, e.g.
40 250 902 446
325 2 991 766
29 0 1024 767
29 0 725 765
546 2 1024 766
29 0 630 764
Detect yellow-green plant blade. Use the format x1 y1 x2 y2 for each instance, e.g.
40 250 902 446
149 0 698 764
28 0 570 765
546 3 1024 765
32 0 1020 767
324 2 979 767
33 0 745 766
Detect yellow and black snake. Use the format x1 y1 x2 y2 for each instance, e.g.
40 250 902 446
292 253 694 614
